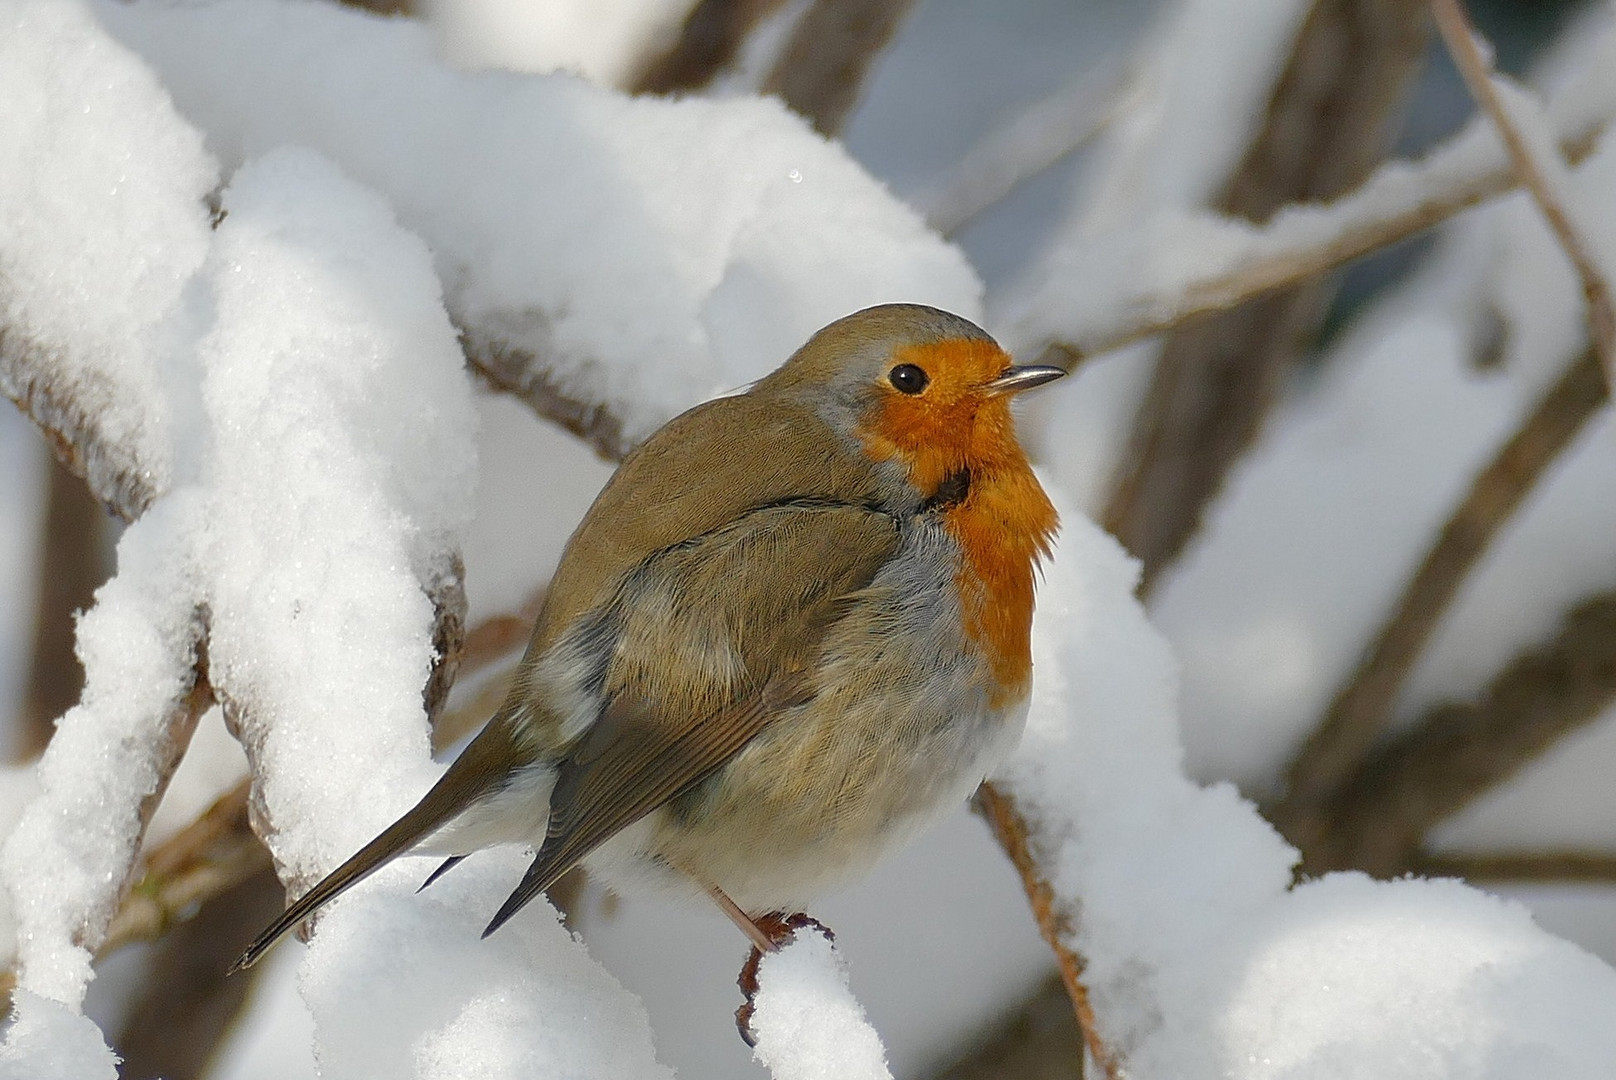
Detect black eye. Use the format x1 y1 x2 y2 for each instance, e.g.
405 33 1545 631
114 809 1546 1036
888 364 929 394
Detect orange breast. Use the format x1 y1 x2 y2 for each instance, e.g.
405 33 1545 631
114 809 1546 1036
856 339 1059 707
946 455 1056 706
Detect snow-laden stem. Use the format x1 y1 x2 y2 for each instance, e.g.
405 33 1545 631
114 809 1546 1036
1431 0 1616 395
1274 346 1609 866
975 782 1123 1080
1019 99 1611 369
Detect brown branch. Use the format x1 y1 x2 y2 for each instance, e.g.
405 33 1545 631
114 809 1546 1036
15 452 110 762
0 326 161 523
1103 0 1432 590
1293 589 1616 876
1273 346 1608 859
760 0 916 136
630 0 789 94
975 783 1121 1080
1415 849 1616 884
464 331 632 463
1431 0 1616 393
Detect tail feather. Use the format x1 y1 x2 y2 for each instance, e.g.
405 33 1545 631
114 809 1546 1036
418 855 467 892
232 713 529 972
230 804 443 973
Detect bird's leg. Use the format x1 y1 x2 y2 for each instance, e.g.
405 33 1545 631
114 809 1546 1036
703 881 777 953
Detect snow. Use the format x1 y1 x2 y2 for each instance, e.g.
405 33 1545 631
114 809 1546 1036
425 0 695 85
98 0 983 454
0 992 118 1080
4 0 1616 1076
196 146 474 884
0 0 217 515
303 853 669 1080
1004 497 1616 1078
747 928 891 1080
0 494 205 1007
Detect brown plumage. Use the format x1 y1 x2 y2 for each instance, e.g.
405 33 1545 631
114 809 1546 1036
236 303 1062 968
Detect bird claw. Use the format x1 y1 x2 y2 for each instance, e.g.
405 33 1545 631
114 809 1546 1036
735 912 833 1047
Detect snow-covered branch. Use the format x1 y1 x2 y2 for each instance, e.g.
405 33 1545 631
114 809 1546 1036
1003 88 1613 367
1432 0 1616 393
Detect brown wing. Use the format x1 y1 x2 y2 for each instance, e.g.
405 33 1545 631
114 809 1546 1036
481 500 899 935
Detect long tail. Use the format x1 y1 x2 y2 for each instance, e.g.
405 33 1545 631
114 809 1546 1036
232 720 524 972
230 798 454 973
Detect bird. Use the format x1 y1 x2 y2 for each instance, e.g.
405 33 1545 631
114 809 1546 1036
235 303 1063 968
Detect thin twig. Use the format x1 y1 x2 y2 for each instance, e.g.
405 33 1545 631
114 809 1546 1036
760 0 916 136
1416 850 1616 884
975 783 1122 1080
1274 347 1608 860
1431 0 1616 393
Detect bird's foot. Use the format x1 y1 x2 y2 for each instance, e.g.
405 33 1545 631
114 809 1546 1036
735 912 832 1047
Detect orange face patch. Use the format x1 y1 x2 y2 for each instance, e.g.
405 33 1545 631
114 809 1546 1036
856 338 1059 705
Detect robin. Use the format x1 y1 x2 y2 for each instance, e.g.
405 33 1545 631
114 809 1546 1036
236 303 1063 965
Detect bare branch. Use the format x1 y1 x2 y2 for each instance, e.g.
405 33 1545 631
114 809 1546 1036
630 0 789 94
1292 589 1616 876
464 331 633 463
760 0 916 136
15 453 109 762
1102 0 1432 587
975 783 1122 1080
1431 0 1616 393
1274 347 1608 859
1416 849 1616 884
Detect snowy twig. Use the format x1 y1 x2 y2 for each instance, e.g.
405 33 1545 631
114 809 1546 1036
1431 0 1616 394
464 332 634 462
0 328 162 523
631 0 789 93
920 57 1132 237
1416 850 1616 884
1302 588 1616 876
760 0 916 135
1274 347 1609 866
975 783 1122 1080
1102 0 1433 584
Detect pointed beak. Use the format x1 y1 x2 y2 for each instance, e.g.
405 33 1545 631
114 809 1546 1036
982 364 1067 397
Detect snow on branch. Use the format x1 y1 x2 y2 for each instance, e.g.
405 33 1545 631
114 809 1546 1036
1000 25 1616 363
0 0 217 520
1432 0 1616 393
99 0 982 459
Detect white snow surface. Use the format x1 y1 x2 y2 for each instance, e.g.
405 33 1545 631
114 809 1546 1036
1004 500 1616 1078
424 0 695 85
747 928 891 1080
0 0 217 511
99 0 983 453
